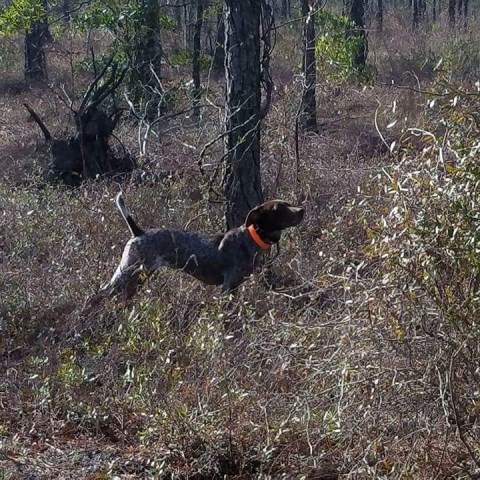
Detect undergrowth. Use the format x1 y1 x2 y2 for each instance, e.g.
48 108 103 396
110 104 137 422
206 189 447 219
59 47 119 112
1 10 480 480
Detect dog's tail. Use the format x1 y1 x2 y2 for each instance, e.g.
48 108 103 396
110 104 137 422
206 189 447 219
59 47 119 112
115 192 145 237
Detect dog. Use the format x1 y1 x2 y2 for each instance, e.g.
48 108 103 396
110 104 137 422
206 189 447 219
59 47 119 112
103 193 304 299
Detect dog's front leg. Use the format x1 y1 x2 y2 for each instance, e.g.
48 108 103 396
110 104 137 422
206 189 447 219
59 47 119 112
221 270 247 293
104 239 149 299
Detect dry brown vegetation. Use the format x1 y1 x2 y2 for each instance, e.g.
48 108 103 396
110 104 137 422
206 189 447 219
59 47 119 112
1 7 480 480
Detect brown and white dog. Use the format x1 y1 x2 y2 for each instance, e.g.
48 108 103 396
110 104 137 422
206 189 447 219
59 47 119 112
103 193 304 299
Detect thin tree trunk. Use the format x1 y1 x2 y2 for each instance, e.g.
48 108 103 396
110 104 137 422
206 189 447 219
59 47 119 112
377 0 383 31
192 0 204 121
300 0 318 133
132 0 162 117
212 7 225 71
25 0 51 82
412 0 419 27
184 0 195 51
449 0 456 26
420 0 427 19
433 0 437 22
223 0 263 229
349 0 368 68
463 0 469 27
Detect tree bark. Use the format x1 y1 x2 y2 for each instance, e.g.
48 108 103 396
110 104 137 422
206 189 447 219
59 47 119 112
212 7 225 71
349 0 368 69
131 0 162 117
192 0 204 121
377 0 383 31
449 0 456 26
281 0 291 18
463 0 469 27
300 0 318 133
25 0 51 82
183 0 195 51
413 0 419 28
223 0 263 229
457 0 463 16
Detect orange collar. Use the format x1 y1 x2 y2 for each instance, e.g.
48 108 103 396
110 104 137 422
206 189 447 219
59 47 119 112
247 224 273 250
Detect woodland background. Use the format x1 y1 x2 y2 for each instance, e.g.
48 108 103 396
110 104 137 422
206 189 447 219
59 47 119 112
1 0 480 478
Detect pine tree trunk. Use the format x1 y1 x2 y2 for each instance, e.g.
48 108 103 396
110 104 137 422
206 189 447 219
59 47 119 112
132 0 162 117
463 0 469 27
413 0 419 28
282 0 291 18
223 0 263 229
449 0 456 26
377 0 383 31
25 0 51 82
192 0 204 121
349 0 368 68
300 0 318 133
212 7 225 71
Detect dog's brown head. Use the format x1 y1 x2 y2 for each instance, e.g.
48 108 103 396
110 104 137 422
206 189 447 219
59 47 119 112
245 200 304 244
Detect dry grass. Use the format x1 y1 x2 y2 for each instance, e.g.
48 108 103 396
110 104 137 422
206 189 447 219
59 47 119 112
1 8 480 480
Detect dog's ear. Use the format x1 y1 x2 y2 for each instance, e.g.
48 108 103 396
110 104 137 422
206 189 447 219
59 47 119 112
245 204 264 227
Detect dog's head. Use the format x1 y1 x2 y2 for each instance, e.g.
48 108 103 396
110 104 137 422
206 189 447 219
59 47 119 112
245 200 304 243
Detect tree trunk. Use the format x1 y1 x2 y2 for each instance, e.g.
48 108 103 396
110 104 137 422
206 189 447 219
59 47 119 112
413 0 419 28
192 0 204 121
282 0 291 18
300 0 318 133
25 0 51 82
212 7 225 72
420 0 427 19
349 0 368 69
223 0 263 229
449 0 456 26
377 0 383 31
463 0 469 27
172 0 182 27
433 0 437 22
132 0 162 117
183 0 195 51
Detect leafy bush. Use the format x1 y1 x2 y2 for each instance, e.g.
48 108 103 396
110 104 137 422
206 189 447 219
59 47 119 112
0 0 44 35
365 88 480 332
397 45 441 79
77 0 176 33
315 9 371 84
171 49 211 71
443 32 480 79
353 84 480 465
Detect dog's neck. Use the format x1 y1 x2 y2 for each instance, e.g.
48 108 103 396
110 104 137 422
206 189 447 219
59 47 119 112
247 224 274 250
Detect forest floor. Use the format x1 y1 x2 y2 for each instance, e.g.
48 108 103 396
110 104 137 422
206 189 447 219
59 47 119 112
1 13 480 480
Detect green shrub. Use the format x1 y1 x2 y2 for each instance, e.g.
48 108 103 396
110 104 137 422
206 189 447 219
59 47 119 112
365 88 480 331
315 9 371 84
352 85 480 453
443 33 480 79
76 0 176 33
0 0 44 35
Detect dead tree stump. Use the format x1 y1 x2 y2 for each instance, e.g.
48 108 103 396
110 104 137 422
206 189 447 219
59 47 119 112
25 61 135 186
